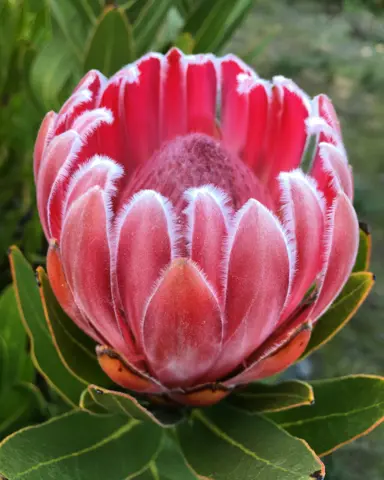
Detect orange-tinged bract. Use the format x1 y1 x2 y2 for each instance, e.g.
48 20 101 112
35 49 359 406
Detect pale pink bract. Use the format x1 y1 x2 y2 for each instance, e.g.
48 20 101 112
34 49 358 406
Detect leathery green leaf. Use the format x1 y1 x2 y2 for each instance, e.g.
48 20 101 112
267 375 384 457
178 402 325 480
0 383 46 439
0 285 33 390
301 272 374 359
84 7 135 77
353 224 372 272
80 384 185 427
9 246 84 406
36 268 111 388
227 380 314 413
0 410 163 479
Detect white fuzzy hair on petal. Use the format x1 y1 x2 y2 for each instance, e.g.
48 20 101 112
183 184 233 256
312 194 339 313
318 143 343 193
46 132 84 238
277 173 298 306
112 190 181 266
273 75 312 115
183 52 217 66
219 53 258 77
62 154 124 217
72 107 114 141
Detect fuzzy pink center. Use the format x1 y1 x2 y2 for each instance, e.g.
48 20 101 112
121 133 273 213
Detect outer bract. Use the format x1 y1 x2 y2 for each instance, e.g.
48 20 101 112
35 49 358 406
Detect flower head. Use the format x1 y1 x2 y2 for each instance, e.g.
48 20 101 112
35 49 358 406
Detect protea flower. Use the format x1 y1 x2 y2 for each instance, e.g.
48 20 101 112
34 49 358 406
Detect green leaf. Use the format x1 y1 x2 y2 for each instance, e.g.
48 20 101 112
30 35 80 110
155 436 198 480
80 384 184 427
49 0 91 60
84 7 135 77
178 403 324 480
0 285 33 390
9 246 84 406
353 225 372 272
36 267 111 388
0 383 46 439
183 0 253 53
227 381 315 413
132 0 174 56
267 375 384 457
0 410 163 479
301 272 374 359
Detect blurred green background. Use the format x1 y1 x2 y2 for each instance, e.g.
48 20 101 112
0 0 383 478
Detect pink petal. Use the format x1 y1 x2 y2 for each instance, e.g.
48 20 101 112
120 55 161 168
184 186 230 299
220 55 254 155
63 155 123 216
60 187 128 356
114 190 176 344
37 131 82 239
311 192 359 321
210 199 290 379
47 240 103 344
311 142 353 201
278 171 325 321
160 48 187 142
47 109 115 239
242 81 270 169
34 111 57 183
315 93 342 140
54 70 107 135
186 55 217 136
142 259 223 388
97 78 132 169
257 78 310 192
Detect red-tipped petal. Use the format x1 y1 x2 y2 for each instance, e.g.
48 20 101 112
34 111 57 182
315 93 342 139
120 55 161 168
114 190 176 343
271 79 310 183
47 240 103 343
142 259 223 388
160 48 187 142
278 171 325 321
221 56 254 155
37 130 82 239
55 70 107 135
257 78 310 192
97 80 130 168
46 109 116 239
312 192 359 321
211 199 290 379
185 55 217 136
60 187 127 356
311 142 353 201
242 81 270 169
184 186 230 298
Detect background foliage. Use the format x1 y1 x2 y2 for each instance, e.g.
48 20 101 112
0 0 383 479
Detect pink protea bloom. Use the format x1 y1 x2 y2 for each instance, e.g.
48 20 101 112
34 49 358 406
